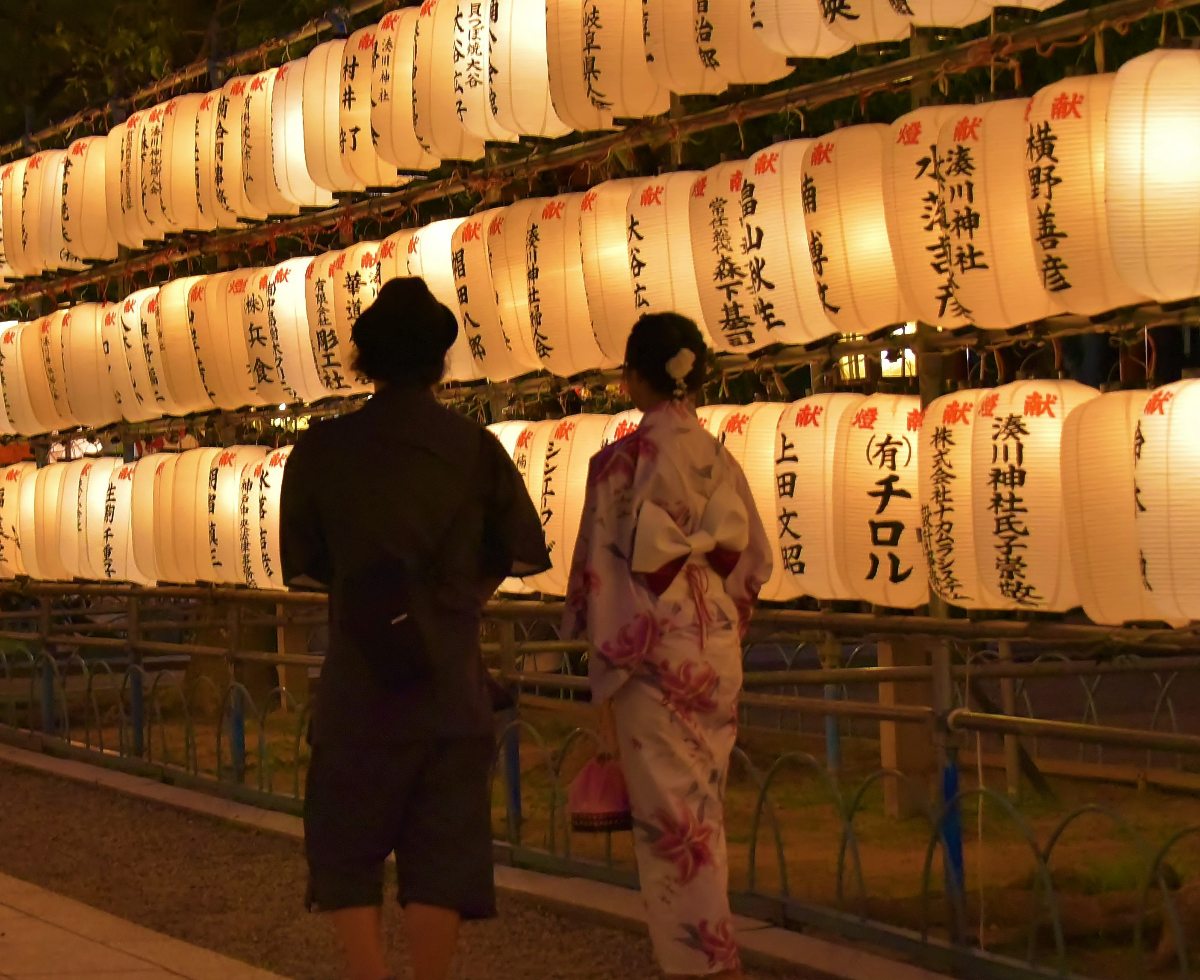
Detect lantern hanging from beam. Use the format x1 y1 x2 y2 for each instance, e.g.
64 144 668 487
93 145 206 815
15 459 42 578
78 457 121 581
704 1 790 85
580 0 669 119
57 458 91 580
36 311 80 431
329 243 381 395
377 227 417 284
0 463 35 578
243 68 299 218
267 257 326 404
194 91 242 230
696 404 739 438
122 286 182 418
545 0 616 132
237 455 269 588
372 9 442 172
258 447 292 591
138 102 178 235
750 0 851 58
99 459 151 584
488 200 550 370
832 393 929 609
403 218 483 382
488 419 538 596
156 276 216 416
108 112 159 244
129 454 164 584
62 137 118 262
412 0 485 162
490 0 572 139
601 409 642 448
36 151 86 272
452 1 521 144
205 446 268 585
341 28 407 189
1 159 38 275
304 40 365 194
969 379 1099 611
99 296 155 424
238 268 287 406
60 303 120 430
18 153 52 276
579 179 645 364
823 0 913 45
0 322 45 435
147 453 182 584
306 250 361 396
641 0 728 96
189 271 265 412
169 448 222 584
272 59 336 209
159 92 212 231
32 463 71 580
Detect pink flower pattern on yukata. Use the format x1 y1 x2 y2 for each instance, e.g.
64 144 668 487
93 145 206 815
658 659 720 715
683 917 741 971
598 612 660 671
650 800 715 885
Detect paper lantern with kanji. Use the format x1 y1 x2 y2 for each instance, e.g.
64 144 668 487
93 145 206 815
341 28 406 189
488 200 549 370
451 2 520 144
601 409 642 448
1106 49 1200 305
451 209 533 381
19 152 52 275
76 457 121 581
155 276 215 416
1132 380 1200 622
579 0 669 119
0 463 34 578
128 455 162 583
802 126 908 336
15 316 70 434
146 453 181 583
579 180 643 363
304 39 365 194
696 403 739 438
169 448 222 583
60 303 120 429
235 268 286 406
306 250 362 396
117 111 162 243
99 459 151 584
257 447 292 590
490 0 572 139
15 460 43 578
775 393 864 601
545 1 616 132
488 419 538 595
138 102 177 234
330 243 382 394
133 287 187 416
1 159 37 276
969 380 1098 611
918 389 986 608
704 1 790 85
403 218 483 383
1060 391 1166 626
412 0 485 162
1025 75 1145 316
101 289 162 423
272 60 336 210
823 0 913 45
31 463 71 580
883 105 971 328
55 458 89 579
832 394 928 609
62 137 118 262
203 446 268 585
159 92 212 231
185 272 251 412
192 91 241 230
243 68 298 218
641 0 727 96
626 174 709 340
267 257 326 404
372 8 441 171
236 456 270 588
936 102 1062 328
0 323 43 435
0 174 16 283
35 150 86 272
35 311 80 431
752 0 851 58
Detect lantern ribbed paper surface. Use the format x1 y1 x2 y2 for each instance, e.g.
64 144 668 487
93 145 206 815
775 393 864 601
62 138 118 262
488 419 537 595
451 2 520 144
306 251 362 396
1061 391 1167 626
373 9 442 171
59 458 93 580
969 380 1098 611
37 151 85 272
33 464 71 581
267 257 325 404
239 269 285 406
1025 75 1145 316
159 93 211 231
100 460 150 584
168 448 221 584
824 0 913 44
716 404 790 600
243 68 298 218
545 1 616 132
883 105 972 328
16 461 43 579
752 1 852 58
0 463 34 578
584 0 669 119
238 456 269 588
403 218 482 383
78 457 120 581
907 1 993 27
412 0 485 162
273 60 335 209
1 159 36 275
37 311 79 431
156 276 215 416
0 323 42 435
20 153 51 275
802 126 908 336
205 446 267 585
833 393 929 609
61 304 120 429
490 0 572 139
123 112 163 242
342 28 406 189
488 201 548 370
706 1 790 85
1106 49 1200 305
377 228 417 285
18 317 69 434
601 409 642 447
193 92 242 229
190 272 262 411
626 173 709 341
304 40 364 194
99 297 155 424
936 101 1061 329
258 447 292 590
451 210 533 381
696 404 740 438
918 389 986 608
147 453 181 583
1133 380 1200 622
329 243 381 395
138 103 176 235
579 180 644 364
642 0 728 96
131 455 165 584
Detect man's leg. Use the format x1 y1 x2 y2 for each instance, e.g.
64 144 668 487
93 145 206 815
403 902 461 980
328 906 389 980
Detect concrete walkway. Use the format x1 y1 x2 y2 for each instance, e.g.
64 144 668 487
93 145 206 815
0 872 284 980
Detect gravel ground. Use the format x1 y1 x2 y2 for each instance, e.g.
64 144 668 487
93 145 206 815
0 761 799 979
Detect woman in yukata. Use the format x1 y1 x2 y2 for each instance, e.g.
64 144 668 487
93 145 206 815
563 312 772 979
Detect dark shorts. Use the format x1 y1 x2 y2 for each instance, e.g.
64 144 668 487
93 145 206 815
303 737 496 918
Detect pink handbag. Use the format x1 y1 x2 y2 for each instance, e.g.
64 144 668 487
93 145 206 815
567 753 633 833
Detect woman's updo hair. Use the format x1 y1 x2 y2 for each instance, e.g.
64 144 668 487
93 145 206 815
350 276 458 387
623 312 709 400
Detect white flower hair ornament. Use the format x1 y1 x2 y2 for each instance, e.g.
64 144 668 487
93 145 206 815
664 348 696 399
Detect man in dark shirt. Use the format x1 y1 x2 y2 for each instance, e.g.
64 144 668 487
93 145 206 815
280 276 549 980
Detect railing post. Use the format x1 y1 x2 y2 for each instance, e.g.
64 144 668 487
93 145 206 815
38 596 55 735
933 640 966 943
227 602 246 782
128 593 144 756
820 632 842 776
998 639 1021 800
498 617 522 843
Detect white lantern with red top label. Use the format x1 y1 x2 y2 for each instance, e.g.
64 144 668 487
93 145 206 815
129 454 164 584
696 404 740 438
267 257 326 404
490 0 572 139
57 458 91 580
1 159 37 275
641 0 728 96
62 137 118 262
969 380 1099 612
329 243 382 395
77 457 121 581
832 394 929 609
802 125 909 337
15 461 43 578
36 311 79 431
146 453 181 583
243 68 299 218
579 179 644 364
580 0 669 119
213 77 268 219
15 317 67 434
61 303 120 430
0 463 35 578
99 459 151 584
342 28 406 189
488 200 549 371
452 1 521 144
32 463 72 581
237 268 285 407
1132 381 1200 622
304 40 365 194
1106 49 1200 306
545 1 616 132
194 91 241 230
936 102 1062 329
489 419 539 595
204 446 268 585
823 0 913 44
19 152 52 275
601 409 642 448
775 393 865 601
0 323 43 435
752 0 851 58
237 456 269 588
273 59 336 209
169 448 222 584
257 447 292 591
36 150 86 272
306 250 362 396
412 0 485 162
98 294 154 424
918 389 986 608
156 276 215 416
138 101 177 234
404 218 482 383
373 8 442 171
189 271 261 411
159 93 212 231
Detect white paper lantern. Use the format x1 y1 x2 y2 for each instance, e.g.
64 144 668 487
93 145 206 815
579 179 644 363
626 173 709 340
204 446 268 585
918 389 986 608
704 1 790 85
60 303 120 430
192 90 241 230
696 403 740 437
412 0 485 162
99 459 150 584
1106 49 1200 306
0 463 35 578
751 0 852 58
97 298 152 424
32 464 72 581
642 0 728 96
147 453 182 583
1 158 37 276
451 1 521 144
488 419 538 595
137 102 177 235
35 311 80 431
0 323 43 435
1132 380 1200 622
377 227 417 284
171 448 222 583
17 316 69 434
15 461 42 579
0 323 16 438
306 250 363 395
303 39 365 194
451 209 535 381
272 59 336 209
969 379 1098 611
491 0 572 138
159 92 212 231
601 408 642 447
55 458 90 580
329 242 381 395
154 276 215 416
488 199 549 370
0 166 18 281
18 152 53 275
210 76 267 221
127 286 186 417
36 150 86 272
258 447 292 591
373 8 442 171
936 101 1062 329
129 454 164 584
121 110 162 243
340 28 406 189
235 268 284 406
243 68 299 218
403 218 483 383
267 257 326 404
237 455 270 589
1024 75 1145 316
823 0 913 45
833 393 929 609
883 105 972 328
582 0 669 119
802 125 908 335
62 137 118 262
545 1 616 132
76 457 121 581
186 272 255 412
774 393 864 600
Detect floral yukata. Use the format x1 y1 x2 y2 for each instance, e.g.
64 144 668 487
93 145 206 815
564 400 771 976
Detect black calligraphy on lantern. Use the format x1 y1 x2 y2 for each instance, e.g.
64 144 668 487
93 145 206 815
920 399 973 602
932 116 987 321
699 173 755 348
527 213 552 361
582 3 610 110
988 409 1041 606
1026 110 1072 293
805 143 840 317
860 412 915 586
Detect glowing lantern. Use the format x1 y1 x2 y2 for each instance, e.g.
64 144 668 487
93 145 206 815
97 299 152 424
125 287 184 417
186 273 251 412
258 447 292 590
451 209 535 381
705 2 790 85
159 92 211 231
267 257 326 404
487 201 549 371
545 1 616 132
128 455 162 584
412 0 485 162
377 227 418 284
936 101 1062 329
751 1 851 58
1024 76 1145 316
641 0 727 95
138 102 177 234
775 393 864 601
581 0 669 119
16 317 69 434
77 457 120 581
340 28 405 189
918 389 986 608
204 446 268 585
272 60 336 209
154 276 215 416
330 243 382 393
488 419 538 595
62 137 117 262
490 0 572 138
36 311 79 431
146 453 181 583
823 0 913 45
1060 391 1166 626
1106 49 1200 305
579 180 643 363
626 173 709 340
601 409 642 447
696 403 740 437
451 2 521 144
168 448 221 583
118 111 161 242
36 151 86 272
32 464 72 580
0 463 35 578
403 218 483 382
19 152 52 275
0 323 44 435
55 458 91 579
1 159 37 275
969 380 1098 611
306 250 364 396
193 91 241 230
883 105 972 328
100 460 150 584
303 40 364 194
716 403 791 600
60 304 120 430
243 68 298 218
1133 380 1200 622
236 268 284 406
373 9 442 171
211 76 265 220
237 456 269 589
16 461 42 578
833 393 928 609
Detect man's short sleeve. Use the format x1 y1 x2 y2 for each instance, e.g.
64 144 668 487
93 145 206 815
481 432 551 580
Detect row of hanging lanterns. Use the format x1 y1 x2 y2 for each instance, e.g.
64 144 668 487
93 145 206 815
2 380 1193 628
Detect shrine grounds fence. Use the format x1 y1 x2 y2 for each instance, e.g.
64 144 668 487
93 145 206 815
1 583 1200 979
